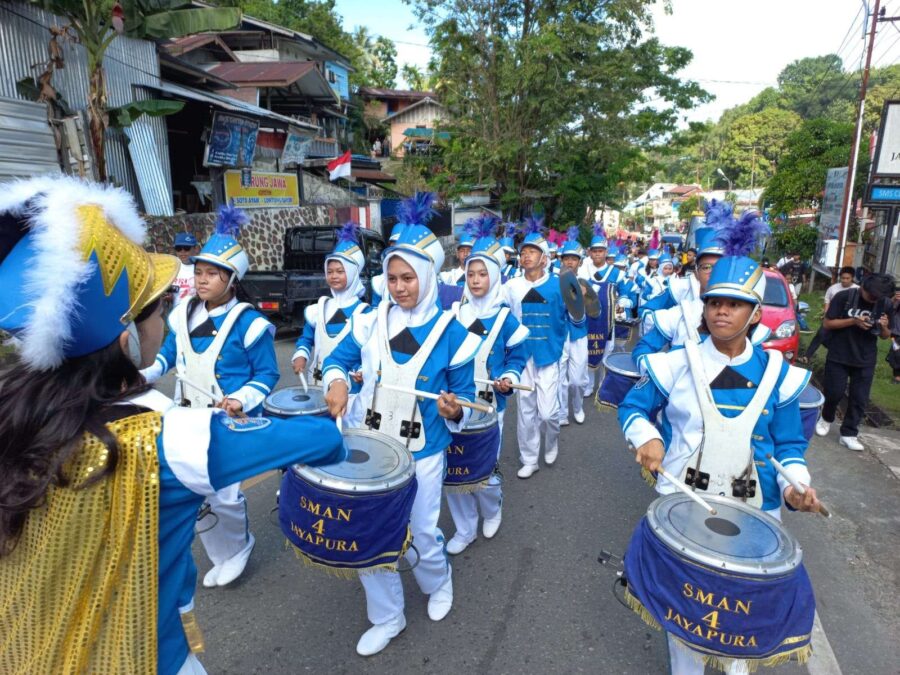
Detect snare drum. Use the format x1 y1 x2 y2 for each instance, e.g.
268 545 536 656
279 429 417 575
264 385 328 418
445 404 500 491
798 382 824 442
596 351 641 409
623 494 815 667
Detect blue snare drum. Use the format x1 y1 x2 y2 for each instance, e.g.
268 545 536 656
597 351 640 409
798 382 824 442
264 385 329 418
279 429 417 574
445 404 500 490
623 494 815 667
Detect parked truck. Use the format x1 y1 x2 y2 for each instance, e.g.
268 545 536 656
238 225 386 329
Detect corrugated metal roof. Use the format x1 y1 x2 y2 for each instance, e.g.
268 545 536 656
403 127 450 140
160 34 238 61
383 97 443 122
358 87 435 100
0 97 59 180
352 168 396 183
211 61 317 86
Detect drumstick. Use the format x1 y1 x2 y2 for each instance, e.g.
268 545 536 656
766 454 831 518
297 371 309 395
377 382 495 413
474 377 534 392
657 467 717 515
177 375 219 402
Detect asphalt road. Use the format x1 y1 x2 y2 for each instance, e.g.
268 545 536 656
168 339 900 674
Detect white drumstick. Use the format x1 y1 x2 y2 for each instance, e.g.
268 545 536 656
657 467 717 515
335 413 343 435
177 375 220 403
298 371 309 394
766 454 831 518
377 382 495 414
474 377 534 392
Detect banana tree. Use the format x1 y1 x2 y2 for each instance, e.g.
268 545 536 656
28 1 241 180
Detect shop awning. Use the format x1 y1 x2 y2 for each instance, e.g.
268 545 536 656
403 127 450 141
210 61 338 103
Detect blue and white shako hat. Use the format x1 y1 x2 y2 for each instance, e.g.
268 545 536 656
499 222 517 254
467 214 505 269
610 247 628 267
547 241 559 256
559 226 584 259
647 248 660 260
174 231 198 247
589 222 607 249
328 221 365 269
695 227 724 258
192 204 251 280
387 191 445 270
701 209 770 304
518 214 548 254
0 176 179 370
388 222 406 243
458 218 478 249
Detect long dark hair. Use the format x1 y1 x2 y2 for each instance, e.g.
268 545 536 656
0 306 158 557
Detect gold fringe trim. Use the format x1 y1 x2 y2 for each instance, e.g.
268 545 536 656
640 466 657 487
180 610 205 654
593 399 617 413
444 478 491 494
625 591 813 672
283 528 413 579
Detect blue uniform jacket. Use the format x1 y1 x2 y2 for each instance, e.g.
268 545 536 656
464 309 529 413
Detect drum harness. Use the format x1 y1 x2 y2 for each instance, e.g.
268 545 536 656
465 305 510 405
309 296 366 385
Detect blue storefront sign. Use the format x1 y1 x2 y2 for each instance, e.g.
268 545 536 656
868 184 900 203
205 111 259 167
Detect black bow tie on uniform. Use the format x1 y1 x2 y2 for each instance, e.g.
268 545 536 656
390 328 421 355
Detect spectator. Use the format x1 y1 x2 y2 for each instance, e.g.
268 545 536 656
889 288 900 385
800 266 858 363
172 232 199 306
680 247 697 276
778 252 807 299
816 273 895 451
372 138 382 157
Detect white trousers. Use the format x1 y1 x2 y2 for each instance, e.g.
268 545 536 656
584 339 615 398
197 482 250 566
176 653 207 675
517 359 560 467
445 410 504 543
558 336 588 421
360 451 450 625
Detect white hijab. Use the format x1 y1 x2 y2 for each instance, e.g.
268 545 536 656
459 255 505 323
383 249 439 337
325 255 365 308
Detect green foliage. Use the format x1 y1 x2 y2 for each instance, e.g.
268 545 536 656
677 194 700 222
718 108 802 187
401 64 436 92
351 27 398 88
770 222 819 260
108 99 184 128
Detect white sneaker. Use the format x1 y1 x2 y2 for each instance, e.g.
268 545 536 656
215 534 255 587
202 566 220 588
517 464 539 479
583 390 594 399
356 615 406 656
483 509 502 539
559 418 570 427
815 419 831 437
427 568 453 621
544 447 558 465
446 535 473 555
574 409 585 424
839 436 864 452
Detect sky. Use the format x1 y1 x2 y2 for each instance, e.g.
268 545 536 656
333 0 900 123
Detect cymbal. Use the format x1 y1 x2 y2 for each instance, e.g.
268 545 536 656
559 269 585 322
580 280 600 318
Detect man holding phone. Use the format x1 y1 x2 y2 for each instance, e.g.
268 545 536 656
816 273 895 451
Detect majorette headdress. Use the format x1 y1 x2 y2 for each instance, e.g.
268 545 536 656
458 218 479 249
499 222 517 254
590 222 608 249
559 226 584 259
192 204 251 280
0 176 178 370
695 227 724 258
703 210 770 305
328 221 365 269
518 214 548 254
386 191 445 271
467 214 505 269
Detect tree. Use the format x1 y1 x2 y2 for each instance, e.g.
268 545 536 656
400 64 436 92
776 55 853 119
29 0 240 180
351 27 398 88
717 108 802 188
677 194 701 223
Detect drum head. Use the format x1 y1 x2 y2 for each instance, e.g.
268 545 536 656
461 400 497 432
798 383 824 409
604 351 639 377
293 429 414 493
264 385 328 416
647 494 802 576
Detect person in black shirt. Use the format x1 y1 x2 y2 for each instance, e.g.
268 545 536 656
778 252 807 299
816 273 895 450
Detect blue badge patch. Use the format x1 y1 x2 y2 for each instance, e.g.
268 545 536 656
218 415 272 432
634 375 650 390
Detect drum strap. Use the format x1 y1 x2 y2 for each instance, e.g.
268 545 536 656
472 307 510 403
311 297 362 384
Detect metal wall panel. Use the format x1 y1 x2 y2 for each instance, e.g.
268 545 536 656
0 97 59 179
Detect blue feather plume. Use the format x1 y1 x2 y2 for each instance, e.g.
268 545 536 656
216 204 248 237
503 222 517 238
463 217 479 237
592 222 604 237
567 226 580 242
704 199 733 229
473 213 499 239
397 191 437 225
715 210 769 257
522 213 545 236
336 220 360 244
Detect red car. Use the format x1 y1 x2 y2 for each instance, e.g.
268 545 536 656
759 268 799 362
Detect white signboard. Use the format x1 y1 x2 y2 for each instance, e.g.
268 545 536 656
819 167 847 240
282 129 313 166
874 101 900 176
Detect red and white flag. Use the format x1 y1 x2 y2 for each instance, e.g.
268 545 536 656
327 150 352 181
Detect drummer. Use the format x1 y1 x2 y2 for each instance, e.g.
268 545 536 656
558 228 590 426
578 224 609 281
446 229 530 554
142 205 279 589
618 253 821 673
292 221 371 426
370 221 406 306
323 193 480 657
499 222 519 279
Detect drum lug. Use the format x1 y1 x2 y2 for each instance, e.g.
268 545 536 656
731 478 757 499
685 467 710 491
479 389 494 403
313 368 323 382
400 419 422 439
365 409 382 429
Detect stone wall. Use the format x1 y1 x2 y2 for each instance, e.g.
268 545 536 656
145 206 333 271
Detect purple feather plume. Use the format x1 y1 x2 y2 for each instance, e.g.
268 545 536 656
216 204 248 237
715 210 769 257
397 191 437 226
567 226 580 242
504 222 517 238
473 213 499 239
336 221 360 244
522 213 545 236
592 222 604 237
704 199 733 229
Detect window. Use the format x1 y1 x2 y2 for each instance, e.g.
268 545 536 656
327 70 337 83
763 277 788 307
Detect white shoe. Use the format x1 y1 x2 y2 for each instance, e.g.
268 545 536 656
202 566 220 588
427 568 453 621
559 418 570 427
446 535 473 555
574 409 585 424
215 534 255 587
544 447 558 465
356 615 406 656
815 419 831 436
583 390 594 399
839 436 864 452
517 464 539 479
483 509 502 539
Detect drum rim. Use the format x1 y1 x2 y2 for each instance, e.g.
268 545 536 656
457 400 498 432
798 384 825 409
291 428 415 493
264 384 329 416
646 493 803 576
602 351 640 378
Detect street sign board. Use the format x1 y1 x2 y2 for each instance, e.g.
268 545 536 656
224 170 299 208
204 112 259 167
867 184 900 203
872 100 900 177
819 167 847 240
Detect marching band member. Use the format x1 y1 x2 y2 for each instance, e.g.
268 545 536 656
445 229 529 554
547 240 561 274
323 194 480 657
439 220 476 285
142 205 279 589
0 177 345 675
558 228 590 426
635 249 661 304
618 250 821 674
499 222 519 279
370 221 406 306
627 246 648 281
505 216 585 478
577 223 608 280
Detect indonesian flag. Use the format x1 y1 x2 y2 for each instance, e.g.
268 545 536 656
327 150 352 181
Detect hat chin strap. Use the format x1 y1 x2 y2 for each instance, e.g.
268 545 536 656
207 272 237 306
125 322 142 367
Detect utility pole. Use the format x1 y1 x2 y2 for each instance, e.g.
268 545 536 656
837 0 882 269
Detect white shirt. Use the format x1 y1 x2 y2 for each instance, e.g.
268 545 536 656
824 282 857 307
172 262 196 305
